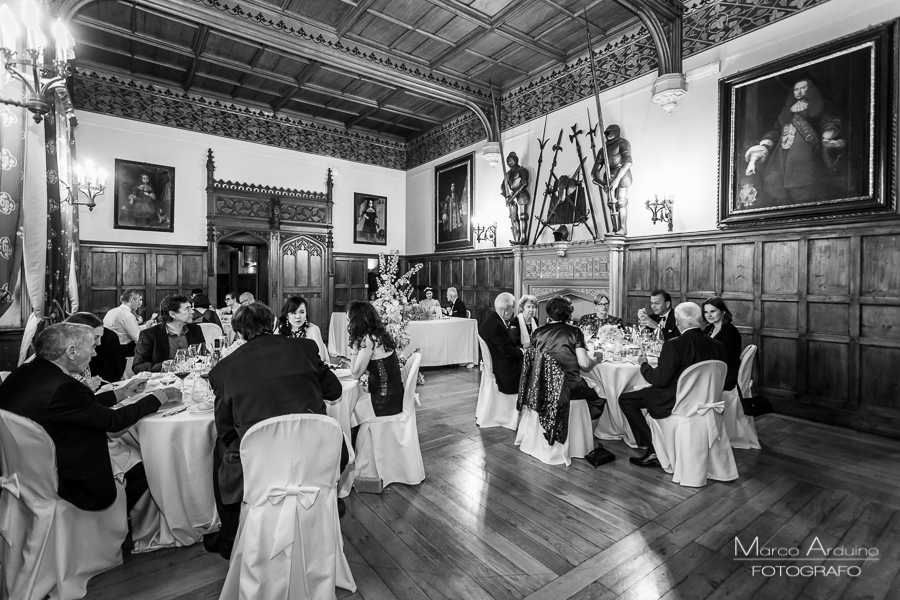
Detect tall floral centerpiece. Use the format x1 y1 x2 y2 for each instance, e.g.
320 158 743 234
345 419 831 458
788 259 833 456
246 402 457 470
371 250 423 351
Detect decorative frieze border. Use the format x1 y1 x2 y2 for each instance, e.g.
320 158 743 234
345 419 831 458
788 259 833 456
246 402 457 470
73 71 407 170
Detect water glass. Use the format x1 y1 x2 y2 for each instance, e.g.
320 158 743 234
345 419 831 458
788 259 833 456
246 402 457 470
191 377 211 403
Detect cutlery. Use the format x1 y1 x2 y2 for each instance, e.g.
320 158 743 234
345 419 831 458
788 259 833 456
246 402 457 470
160 407 189 418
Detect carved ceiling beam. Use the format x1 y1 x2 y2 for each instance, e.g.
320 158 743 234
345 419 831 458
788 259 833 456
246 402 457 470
230 45 265 97
336 0 377 39
343 106 379 130
428 27 491 68
183 24 209 91
272 60 321 113
537 0 607 37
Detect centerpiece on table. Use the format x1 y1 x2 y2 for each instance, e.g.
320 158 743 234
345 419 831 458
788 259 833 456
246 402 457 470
370 251 426 384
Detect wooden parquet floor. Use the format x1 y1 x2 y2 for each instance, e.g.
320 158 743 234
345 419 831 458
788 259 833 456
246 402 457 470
85 367 900 600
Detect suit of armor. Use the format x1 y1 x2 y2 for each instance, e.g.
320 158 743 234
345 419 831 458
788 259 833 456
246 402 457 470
592 124 633 235
501 152 530 244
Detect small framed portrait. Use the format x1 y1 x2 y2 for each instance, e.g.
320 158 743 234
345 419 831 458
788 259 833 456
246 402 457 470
354 193 387 245
435 153 474 251
114 159 175 232
718 21 896 227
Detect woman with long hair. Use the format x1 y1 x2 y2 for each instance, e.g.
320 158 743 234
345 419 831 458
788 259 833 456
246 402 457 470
275 296 328 363
347 300 404 417
702 296 742 391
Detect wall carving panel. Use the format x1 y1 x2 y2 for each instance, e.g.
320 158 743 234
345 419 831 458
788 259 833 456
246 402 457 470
524 255 609 280
622 222 900 439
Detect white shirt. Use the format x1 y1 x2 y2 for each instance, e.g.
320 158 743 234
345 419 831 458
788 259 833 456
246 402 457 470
103 304 142 345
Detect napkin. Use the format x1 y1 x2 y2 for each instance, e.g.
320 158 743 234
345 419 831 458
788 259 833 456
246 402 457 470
332 368 352 378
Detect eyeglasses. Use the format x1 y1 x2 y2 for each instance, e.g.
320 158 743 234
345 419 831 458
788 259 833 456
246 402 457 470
595 302 610 307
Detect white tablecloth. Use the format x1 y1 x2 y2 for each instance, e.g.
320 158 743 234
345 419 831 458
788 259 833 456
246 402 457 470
328 312 478 367
325 377 375 497
584 361 650 448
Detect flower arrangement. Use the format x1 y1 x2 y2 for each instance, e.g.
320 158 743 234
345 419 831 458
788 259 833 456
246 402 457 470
371 250 423 350
599 324 625 341
405 303 434 322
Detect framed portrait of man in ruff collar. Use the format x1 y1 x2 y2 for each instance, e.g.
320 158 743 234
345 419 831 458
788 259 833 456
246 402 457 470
718 21 896 228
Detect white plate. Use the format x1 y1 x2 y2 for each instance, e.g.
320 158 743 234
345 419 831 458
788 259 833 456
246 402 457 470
332 368 352 378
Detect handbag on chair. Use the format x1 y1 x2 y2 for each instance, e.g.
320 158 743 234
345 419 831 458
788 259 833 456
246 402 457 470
736 350 773 417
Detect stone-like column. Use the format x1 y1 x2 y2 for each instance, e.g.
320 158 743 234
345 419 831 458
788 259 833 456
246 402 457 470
512 244 525 298
606 237 625 319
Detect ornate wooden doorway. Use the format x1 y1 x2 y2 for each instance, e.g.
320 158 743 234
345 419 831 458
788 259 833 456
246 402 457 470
205 150 333 328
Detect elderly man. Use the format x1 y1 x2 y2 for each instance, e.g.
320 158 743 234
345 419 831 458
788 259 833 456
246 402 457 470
205 302 344 559
238 292 254 306
0 323 180 511
478 293 523 395
620 302 727 467
444 286 467 318
103 289 155 357
639 289 680 341
133 294 206 373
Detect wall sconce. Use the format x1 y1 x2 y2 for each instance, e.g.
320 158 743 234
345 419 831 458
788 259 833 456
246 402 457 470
481 141 501 167
645 194 674 232
473 220 497 246
0 1 75 123
61 161 106 211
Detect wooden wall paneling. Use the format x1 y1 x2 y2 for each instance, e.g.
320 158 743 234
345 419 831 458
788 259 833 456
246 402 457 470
333 253 377 313
619 221 900 439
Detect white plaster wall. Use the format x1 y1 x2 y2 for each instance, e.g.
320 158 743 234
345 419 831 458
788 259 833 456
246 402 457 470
406 0 900 251
75 111 407 253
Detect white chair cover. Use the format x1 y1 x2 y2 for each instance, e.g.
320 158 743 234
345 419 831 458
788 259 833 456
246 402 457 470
219 414 356 600
0 410 127 600
198 323 224 346
647 360 739 487
354 353 425 488
514 399 594 467
722 345 761 449
475 337 519 430
0 371 9 382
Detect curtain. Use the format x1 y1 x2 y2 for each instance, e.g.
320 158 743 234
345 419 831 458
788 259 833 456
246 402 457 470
0 78 27 326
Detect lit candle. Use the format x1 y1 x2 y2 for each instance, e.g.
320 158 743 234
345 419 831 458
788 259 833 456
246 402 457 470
0 5 20 54
97 168 106 187
51 19 72 63
21 0 45 53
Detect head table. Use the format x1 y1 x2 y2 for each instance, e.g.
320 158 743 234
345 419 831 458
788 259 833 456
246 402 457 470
328 312 478 367
109 373 366 551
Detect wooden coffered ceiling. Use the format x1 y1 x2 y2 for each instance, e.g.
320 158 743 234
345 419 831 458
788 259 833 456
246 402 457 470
62 0 648 141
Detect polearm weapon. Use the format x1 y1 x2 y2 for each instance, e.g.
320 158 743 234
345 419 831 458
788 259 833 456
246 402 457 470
532 128 564 244
584 13 615 235
585 110 612 233
526 116 549 245
570 124 599 240
491 84 517 243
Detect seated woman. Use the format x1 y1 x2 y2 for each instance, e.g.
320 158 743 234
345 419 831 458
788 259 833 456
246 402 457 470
577 294 623 339
347 300 404 417
508 294 539 349
275 296 329 363
64 312 127 385
192 294 223 328
419 287 440 313
702 297 741 391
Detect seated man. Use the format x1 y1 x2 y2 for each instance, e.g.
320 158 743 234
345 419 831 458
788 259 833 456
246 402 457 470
444 287 467 318
206 302 345 559
478 293 522 394
639 289 680 340
0 323 179 512
103 289 155 358
133 294 206 373
620 302 726 467
531 296 605 419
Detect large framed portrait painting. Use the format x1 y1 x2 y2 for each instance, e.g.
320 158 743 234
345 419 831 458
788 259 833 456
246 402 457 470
354 193 387 245
434 153 474 251
718 22 896 227
114 159 175 232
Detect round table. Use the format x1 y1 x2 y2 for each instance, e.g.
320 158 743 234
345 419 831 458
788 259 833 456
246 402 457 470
584 361 651 448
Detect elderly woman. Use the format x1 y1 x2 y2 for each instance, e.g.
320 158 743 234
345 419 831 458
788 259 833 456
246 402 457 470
577 294 623 339
275 295 328 363
508 294 539 349
702 297 742 391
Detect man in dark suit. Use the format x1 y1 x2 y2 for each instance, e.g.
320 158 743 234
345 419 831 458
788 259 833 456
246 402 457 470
205 302 343 559
0 323 180 511
639 289 680 340
620 302 726 467
478 293 522 395
444 286 467 318
133 294 206 373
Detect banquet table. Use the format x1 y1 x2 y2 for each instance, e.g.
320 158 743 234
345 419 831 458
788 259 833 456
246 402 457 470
328 312 478 367
583 360 651 448
326 375 375 497
112 373 367 551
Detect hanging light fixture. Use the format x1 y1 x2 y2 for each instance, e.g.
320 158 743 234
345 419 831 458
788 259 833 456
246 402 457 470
61 161 107 211
0 0 75 123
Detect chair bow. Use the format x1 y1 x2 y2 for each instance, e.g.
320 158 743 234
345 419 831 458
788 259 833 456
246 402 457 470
266 484 322 598
0 473 20 547
697 401 725 447
0 474 19 499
